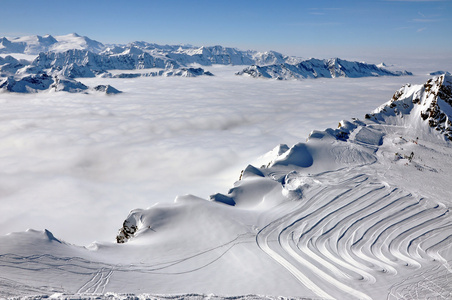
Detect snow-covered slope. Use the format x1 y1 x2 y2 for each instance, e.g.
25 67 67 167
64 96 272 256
1 75 451 299
237 58 412 80
0 55 29 76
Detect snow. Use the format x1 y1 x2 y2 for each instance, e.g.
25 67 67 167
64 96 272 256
0 35 452 299
1 33 105 55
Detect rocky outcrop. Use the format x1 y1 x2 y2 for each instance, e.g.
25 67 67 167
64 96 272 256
367 74 452 141
93 84 122 94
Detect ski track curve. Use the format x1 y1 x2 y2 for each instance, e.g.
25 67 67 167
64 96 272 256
256 169 452 300
77 267 115 294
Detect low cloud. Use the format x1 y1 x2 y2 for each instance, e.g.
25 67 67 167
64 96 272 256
0 63 448 245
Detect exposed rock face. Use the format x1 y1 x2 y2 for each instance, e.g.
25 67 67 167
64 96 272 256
236 58 412 80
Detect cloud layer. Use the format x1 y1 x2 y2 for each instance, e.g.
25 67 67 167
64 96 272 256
0 65 444 245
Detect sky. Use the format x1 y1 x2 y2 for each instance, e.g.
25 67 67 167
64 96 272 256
1 0 451 59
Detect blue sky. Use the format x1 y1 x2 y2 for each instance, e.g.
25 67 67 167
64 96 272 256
1 0 451 58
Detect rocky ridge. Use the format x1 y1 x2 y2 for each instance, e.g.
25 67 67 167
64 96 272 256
236 58 412 80
366 74 452 141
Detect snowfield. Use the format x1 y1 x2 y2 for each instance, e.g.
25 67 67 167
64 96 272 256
0 34 452 300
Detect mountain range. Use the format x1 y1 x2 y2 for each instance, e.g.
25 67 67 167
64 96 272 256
236 59 412 80
0 33 413 92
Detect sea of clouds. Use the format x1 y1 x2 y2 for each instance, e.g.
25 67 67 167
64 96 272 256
0 62 449 245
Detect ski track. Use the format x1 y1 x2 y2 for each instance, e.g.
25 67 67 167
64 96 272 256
0 170 450 299
0 233 255 297
77 267 115 294
256 169 452 300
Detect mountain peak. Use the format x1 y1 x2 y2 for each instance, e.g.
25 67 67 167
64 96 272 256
367 74 452 141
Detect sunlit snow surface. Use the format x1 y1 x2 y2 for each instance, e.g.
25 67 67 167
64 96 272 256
1 64 452 300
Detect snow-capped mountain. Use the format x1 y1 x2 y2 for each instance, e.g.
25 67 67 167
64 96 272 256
236 58 412 80
0 73 88 93
0 33 105 54
4 49 411 82
0 34 413 83
27 49 177 77
0 73 122 94
0 33 297 67
26 47 296 74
